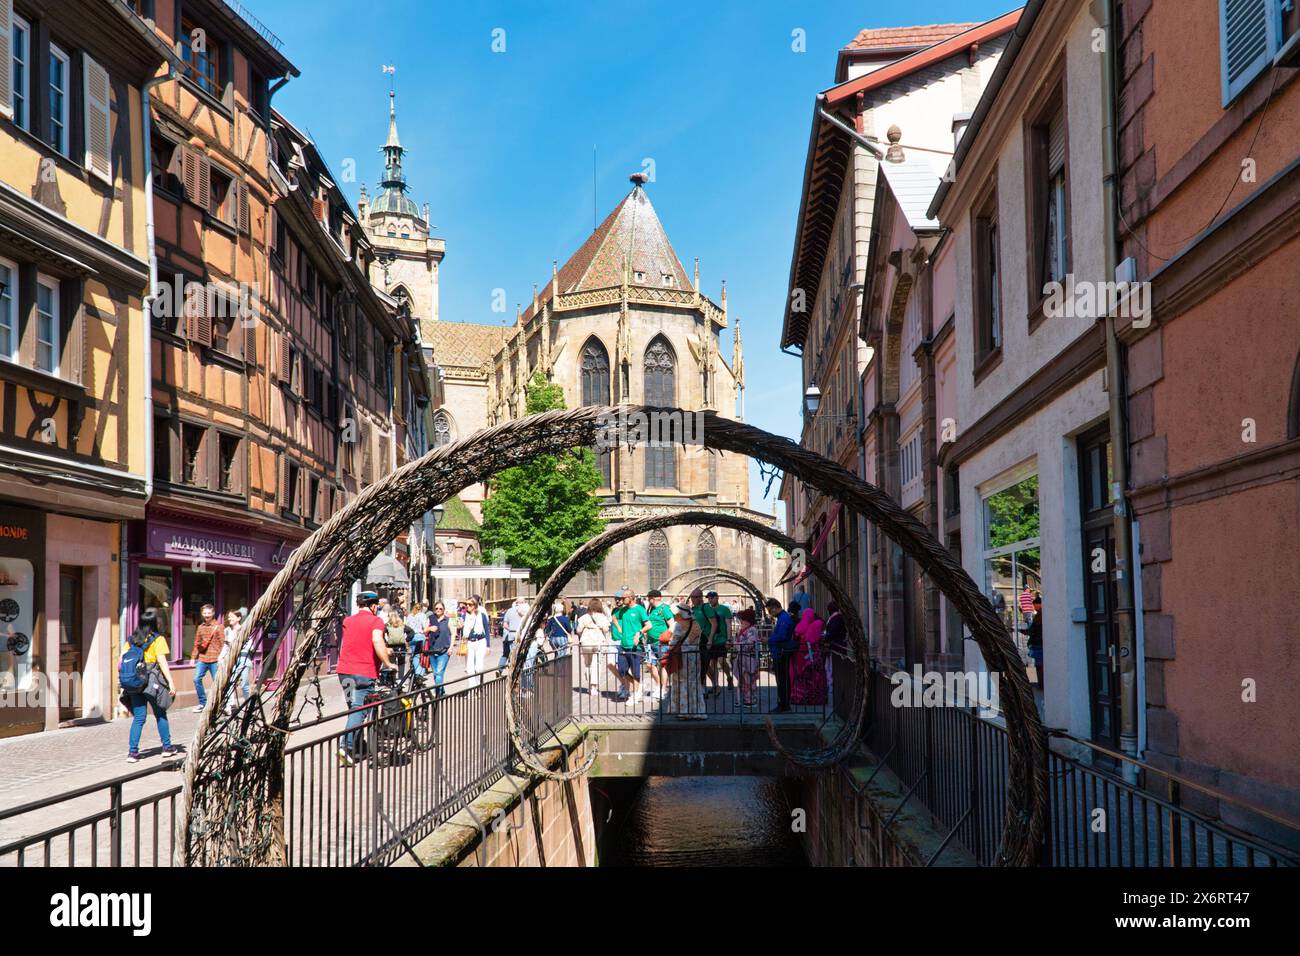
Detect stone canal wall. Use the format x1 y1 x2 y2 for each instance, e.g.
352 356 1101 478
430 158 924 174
394 724 597 867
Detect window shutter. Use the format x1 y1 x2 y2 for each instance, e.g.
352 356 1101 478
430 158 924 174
1047 110 1066 175
182 147 199 203
83 55 113 185
278 455 288 510
237 180 250 233
0 0 12 121
1221 0 1276 103
243 319 257 366
186 285 212 346
198 158 211 215
277 329 290 381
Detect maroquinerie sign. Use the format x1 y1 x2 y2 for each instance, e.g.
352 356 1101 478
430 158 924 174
146 522 295 572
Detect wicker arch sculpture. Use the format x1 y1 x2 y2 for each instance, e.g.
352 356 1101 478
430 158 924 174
508 511 866 776
656 565 766 608
176 405 1045 867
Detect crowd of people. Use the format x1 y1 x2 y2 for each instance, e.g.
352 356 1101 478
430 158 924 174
117 583 850 765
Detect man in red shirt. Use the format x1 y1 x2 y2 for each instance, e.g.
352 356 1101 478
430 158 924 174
337 591 393 766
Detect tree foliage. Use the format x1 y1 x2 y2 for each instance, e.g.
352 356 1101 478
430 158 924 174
480 373 607 585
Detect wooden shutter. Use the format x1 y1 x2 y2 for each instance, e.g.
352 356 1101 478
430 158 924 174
277 329 290 381
186 283 212 346
278 455 288 511
83 55 112 185
1221 0 1276 103
197 158 211 215
243 319 257 366
182 147 199 203
0 0 12 121
236 180 250 233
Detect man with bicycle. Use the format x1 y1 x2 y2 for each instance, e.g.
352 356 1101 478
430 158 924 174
337 591 395 767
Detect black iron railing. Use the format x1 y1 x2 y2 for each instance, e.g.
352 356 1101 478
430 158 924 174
569 642 841 721
1 655 573 867
857 662 1300 867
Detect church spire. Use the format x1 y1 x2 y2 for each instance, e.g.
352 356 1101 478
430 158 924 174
370 88 421 221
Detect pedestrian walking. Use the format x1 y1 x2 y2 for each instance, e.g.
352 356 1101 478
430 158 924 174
545 601 574 658
502 597 528 670
461 595 492 684
385 610 411 676
734 608 761 707
120 608 178 762
336 592 393 767
611 590 649 703
575 599 612 695
223 608 253 714
764 598 796 713
665 603 706 719
422 601 455 695
190 603 223 713
405 602 429 676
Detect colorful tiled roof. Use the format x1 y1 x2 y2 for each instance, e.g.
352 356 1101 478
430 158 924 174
519 182 693 325
426 321 508 371
843 23 980 52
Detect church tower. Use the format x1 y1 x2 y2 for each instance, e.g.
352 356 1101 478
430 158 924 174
358 89 445 339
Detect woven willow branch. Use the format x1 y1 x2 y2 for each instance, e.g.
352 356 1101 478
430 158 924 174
175 405 1045 868
505 511 868 780
654 565 768 607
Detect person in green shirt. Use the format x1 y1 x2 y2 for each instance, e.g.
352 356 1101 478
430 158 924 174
611 590 649 703
643 589 674 701
703 591 735 697
688 588 712 696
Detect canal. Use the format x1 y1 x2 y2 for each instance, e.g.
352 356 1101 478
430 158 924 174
596 776 808 866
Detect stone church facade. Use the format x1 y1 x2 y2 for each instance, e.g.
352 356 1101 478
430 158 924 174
485 177 779 604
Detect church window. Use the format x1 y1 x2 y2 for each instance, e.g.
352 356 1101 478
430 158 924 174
643 337 676 488
581 338 611 486
697 530 716 568
433 411 452 449
647 530 669 587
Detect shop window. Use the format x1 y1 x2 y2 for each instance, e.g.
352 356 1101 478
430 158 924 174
0 558 37 693
180 570 215 662
982 474 1041 661
138 566 174 643
219 572 250 620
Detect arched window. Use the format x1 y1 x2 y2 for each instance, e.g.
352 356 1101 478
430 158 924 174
433 410 452 448
647 530 669 588
643 337 676 487
581 338 612 486
697 529 716 568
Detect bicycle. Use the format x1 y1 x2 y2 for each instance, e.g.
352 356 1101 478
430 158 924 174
360 667 435 767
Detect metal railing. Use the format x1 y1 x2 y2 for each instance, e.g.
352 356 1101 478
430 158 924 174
1 655 573 867
856 662 1300 867
568 641 842 721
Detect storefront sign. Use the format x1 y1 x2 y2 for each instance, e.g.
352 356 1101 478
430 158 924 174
145 521 297 573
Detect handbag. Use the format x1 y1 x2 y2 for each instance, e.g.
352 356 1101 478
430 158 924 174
144 665 174 711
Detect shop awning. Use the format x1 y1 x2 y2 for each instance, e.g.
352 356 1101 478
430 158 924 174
365 553 410 586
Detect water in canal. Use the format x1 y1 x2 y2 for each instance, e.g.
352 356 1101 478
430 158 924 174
597 776 808 867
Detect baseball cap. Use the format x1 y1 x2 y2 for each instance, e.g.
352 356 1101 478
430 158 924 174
706 590 718 599
647 589 662 598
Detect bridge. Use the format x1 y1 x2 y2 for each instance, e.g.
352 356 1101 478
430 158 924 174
5 643 1295 868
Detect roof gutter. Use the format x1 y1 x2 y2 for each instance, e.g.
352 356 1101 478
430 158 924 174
928 0 1045 221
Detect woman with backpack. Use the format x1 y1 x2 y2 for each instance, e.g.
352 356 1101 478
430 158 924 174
120 608 177 763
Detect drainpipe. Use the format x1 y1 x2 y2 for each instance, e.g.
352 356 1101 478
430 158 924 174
1100 0 1140 779
140 67 172 504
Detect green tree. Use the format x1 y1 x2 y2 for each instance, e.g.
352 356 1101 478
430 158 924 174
480 372 607 585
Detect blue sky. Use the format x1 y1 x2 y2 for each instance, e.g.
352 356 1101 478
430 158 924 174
255 0 1016 510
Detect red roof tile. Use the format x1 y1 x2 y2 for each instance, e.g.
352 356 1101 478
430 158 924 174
843 22 980 53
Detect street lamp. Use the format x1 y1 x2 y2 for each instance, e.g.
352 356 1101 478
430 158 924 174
804 383 822 414
428 503 445 599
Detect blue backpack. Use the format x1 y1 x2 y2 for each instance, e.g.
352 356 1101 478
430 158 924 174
119 632 154 693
